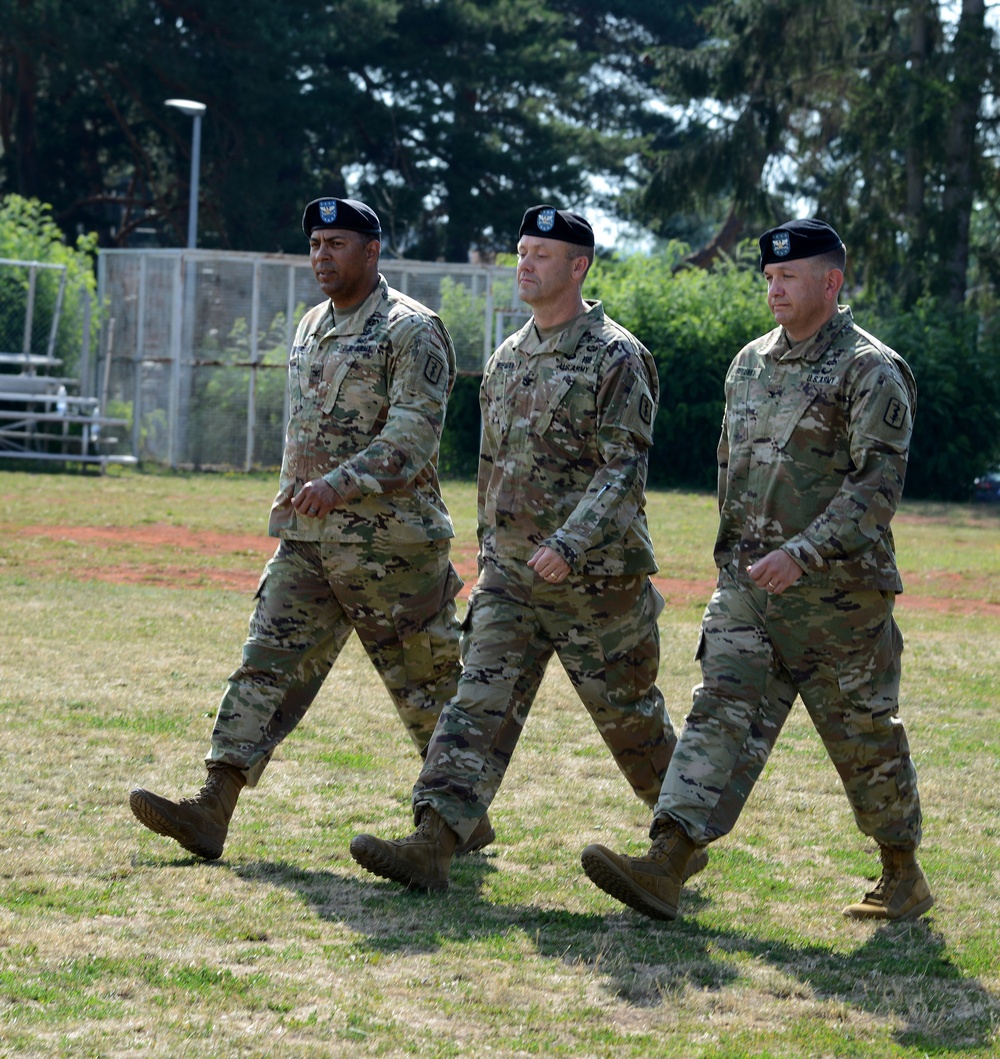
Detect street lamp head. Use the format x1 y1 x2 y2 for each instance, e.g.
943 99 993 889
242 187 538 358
165 100 206 248
165 98 207 117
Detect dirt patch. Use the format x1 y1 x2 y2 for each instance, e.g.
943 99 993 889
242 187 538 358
9 522 998 617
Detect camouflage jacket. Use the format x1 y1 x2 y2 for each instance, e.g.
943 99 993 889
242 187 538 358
268 276 456 545
716 305 916 590
479 300 658 576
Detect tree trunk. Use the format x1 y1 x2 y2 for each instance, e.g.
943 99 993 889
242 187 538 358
942 0 988 304
904 2 931 271
675 207 746 272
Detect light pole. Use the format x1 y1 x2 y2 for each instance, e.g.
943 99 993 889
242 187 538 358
164 98 206 248
164 98 206 469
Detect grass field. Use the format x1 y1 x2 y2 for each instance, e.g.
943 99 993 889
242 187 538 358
1 468 998 1058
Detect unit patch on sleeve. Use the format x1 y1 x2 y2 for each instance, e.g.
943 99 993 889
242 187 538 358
639 394 653 426
424 354 445 386
883 397 907 430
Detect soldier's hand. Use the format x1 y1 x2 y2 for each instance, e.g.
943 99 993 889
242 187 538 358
528 546 571 585
748 549 803 595
291 478 340 518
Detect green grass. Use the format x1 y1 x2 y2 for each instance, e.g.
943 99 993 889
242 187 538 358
0 468 998 1057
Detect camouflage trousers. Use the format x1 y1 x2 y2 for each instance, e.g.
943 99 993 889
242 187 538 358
655 562 922 850
414 558 677 844
205 538 462 786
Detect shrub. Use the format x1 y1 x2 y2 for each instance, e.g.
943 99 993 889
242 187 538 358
586 245 773 490
864 296 1000 500
0 195 99 376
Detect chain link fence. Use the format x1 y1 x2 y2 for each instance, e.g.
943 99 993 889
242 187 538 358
95 249 526 470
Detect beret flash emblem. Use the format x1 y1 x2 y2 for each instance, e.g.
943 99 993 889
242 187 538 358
772 231 791 257
537 208 556 232
318 199 338 225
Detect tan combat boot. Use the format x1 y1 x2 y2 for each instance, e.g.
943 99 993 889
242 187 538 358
842 846 934 920
456 813 495 855
581 816 703 921
350 807 458 891
129 764 246 860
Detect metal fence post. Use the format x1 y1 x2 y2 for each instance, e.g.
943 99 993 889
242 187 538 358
167 254 184 469
245 258 262 472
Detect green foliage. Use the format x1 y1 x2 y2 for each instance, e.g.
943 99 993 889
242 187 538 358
437 276 488 371
585 244 774 489
0 194 99 375
0 0 683 260
439 374 483 479
865 296 1000 500
432 249 1000 500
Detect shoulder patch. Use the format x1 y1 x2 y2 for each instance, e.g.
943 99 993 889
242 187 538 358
424 354 445 386
639 394 653 426
883 397 907 430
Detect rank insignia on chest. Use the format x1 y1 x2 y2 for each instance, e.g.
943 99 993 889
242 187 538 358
883 397 907 429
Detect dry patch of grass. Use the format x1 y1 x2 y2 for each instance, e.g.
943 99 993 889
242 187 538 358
1 469 998 1057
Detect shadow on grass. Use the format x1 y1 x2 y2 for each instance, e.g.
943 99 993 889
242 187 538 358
227 854 998 1053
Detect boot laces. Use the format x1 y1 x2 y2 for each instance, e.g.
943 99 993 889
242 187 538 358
864 873 891 904
413 809 437 838
185 769 234 807
864 850 900 904
649 820 684 860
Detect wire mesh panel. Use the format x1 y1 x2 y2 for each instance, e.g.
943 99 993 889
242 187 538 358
0 257 69 370
98 249 521 470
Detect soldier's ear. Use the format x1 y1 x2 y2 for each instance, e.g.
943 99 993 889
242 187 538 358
825 268 844 300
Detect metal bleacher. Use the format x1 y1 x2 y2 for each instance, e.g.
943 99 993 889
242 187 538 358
0 257 135 470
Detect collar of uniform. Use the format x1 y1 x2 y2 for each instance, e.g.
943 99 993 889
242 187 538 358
777 305 854 363
517 299 604 357
324 274 389 337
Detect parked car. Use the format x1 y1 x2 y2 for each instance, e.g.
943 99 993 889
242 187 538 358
972 470 1000 503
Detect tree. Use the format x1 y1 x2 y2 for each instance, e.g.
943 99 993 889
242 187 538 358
634 1 999 306
313 0 650 261
0 0 695 259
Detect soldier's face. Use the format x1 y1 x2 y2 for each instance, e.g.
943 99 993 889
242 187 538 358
309 229 379 307
516 236 578 308
763 259 837 342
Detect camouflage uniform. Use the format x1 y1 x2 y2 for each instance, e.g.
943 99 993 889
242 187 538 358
206 276 462 786
413 301 678 844
655 306 923 850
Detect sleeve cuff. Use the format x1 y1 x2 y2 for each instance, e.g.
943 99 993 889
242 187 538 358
542 533 583 570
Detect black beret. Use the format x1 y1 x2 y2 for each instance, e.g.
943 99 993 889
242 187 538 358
519 204 595 248
302 197 381 237
758 218 843 272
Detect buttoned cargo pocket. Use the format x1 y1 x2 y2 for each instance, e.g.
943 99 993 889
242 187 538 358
837 608 903 736
391 563 464 684
598 581 665 708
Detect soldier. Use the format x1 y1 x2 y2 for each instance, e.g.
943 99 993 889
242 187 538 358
349 204 706 892
581 218 933 923
129 197 493 861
